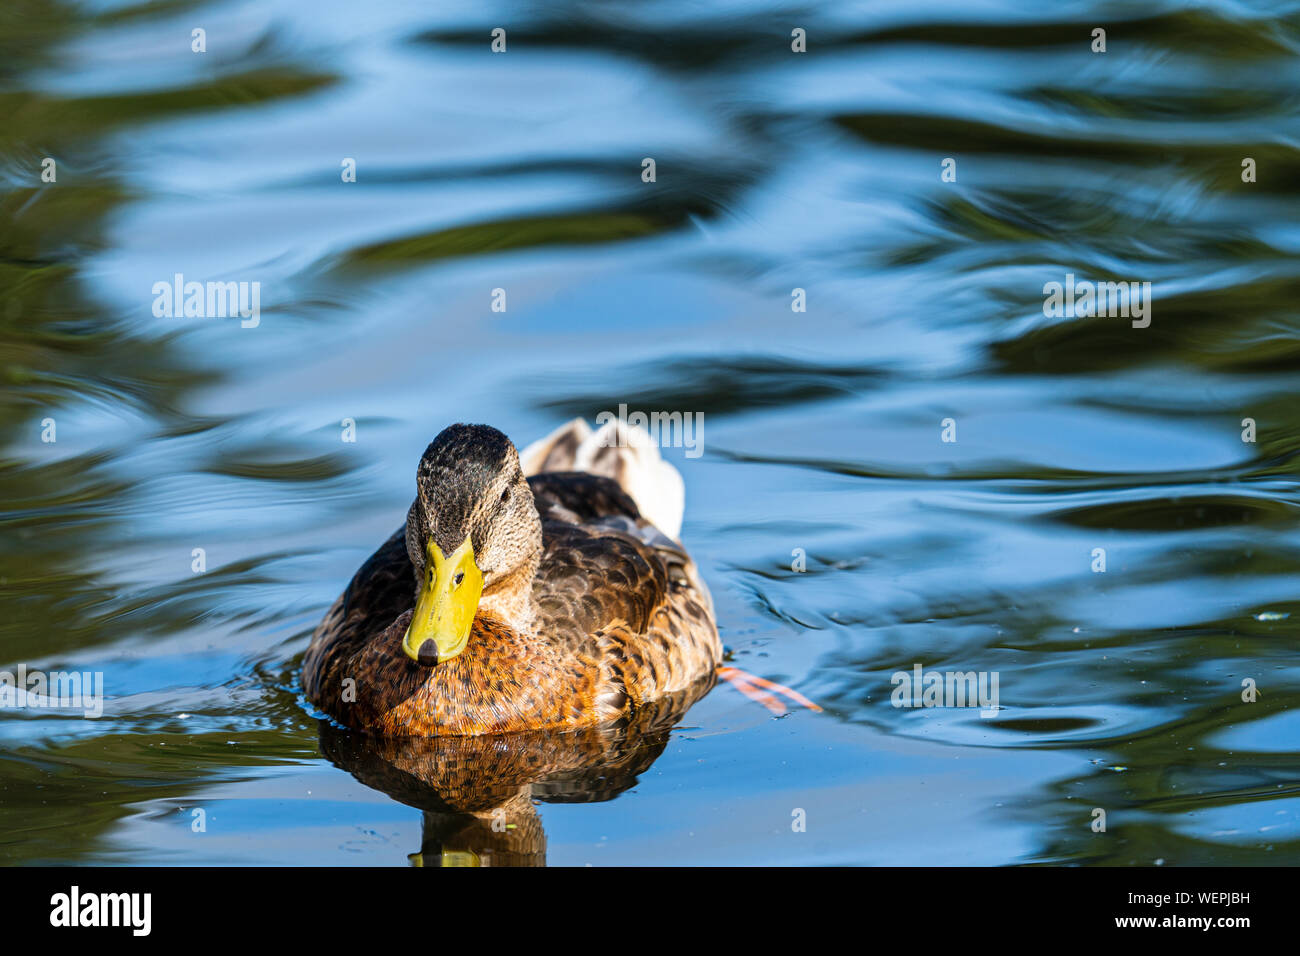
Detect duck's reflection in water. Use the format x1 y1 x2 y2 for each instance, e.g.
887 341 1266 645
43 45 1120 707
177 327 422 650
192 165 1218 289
318 678 713 866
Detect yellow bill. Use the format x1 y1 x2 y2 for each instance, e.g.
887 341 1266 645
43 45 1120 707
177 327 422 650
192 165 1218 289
402 536 483 666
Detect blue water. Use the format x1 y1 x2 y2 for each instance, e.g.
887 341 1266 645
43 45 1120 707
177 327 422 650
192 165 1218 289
2 0 1299 864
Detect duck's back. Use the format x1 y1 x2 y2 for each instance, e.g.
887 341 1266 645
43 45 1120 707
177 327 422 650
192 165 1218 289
527 471 720 704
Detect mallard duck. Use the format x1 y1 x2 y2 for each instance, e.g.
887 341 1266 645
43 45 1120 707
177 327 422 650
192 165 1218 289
303 420 722 736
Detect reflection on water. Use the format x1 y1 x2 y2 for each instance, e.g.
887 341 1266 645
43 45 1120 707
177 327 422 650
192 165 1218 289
320 683 710 866
2 0 1299 865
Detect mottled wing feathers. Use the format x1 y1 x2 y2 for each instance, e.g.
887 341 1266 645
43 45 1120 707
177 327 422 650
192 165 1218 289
533 523 667 637
303 528 412 702
528 471 641 525
530 472 718 703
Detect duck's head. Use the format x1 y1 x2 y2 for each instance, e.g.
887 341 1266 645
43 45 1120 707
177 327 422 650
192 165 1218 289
402 424 541 667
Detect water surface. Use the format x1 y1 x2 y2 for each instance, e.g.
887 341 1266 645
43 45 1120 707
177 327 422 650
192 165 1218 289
2 0 1299 865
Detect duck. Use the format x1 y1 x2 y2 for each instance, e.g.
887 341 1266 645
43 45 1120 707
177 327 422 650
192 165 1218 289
303 419 722 736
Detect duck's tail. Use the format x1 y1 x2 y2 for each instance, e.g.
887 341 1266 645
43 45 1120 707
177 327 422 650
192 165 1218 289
519 418 686 539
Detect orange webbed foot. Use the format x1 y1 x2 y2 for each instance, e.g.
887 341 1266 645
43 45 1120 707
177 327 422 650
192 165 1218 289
716 665 823 716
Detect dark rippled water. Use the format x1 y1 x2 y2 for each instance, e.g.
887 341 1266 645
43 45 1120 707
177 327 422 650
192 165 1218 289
2 0 1299 865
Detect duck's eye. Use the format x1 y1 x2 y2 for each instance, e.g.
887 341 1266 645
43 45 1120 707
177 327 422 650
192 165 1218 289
499 486 511 507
